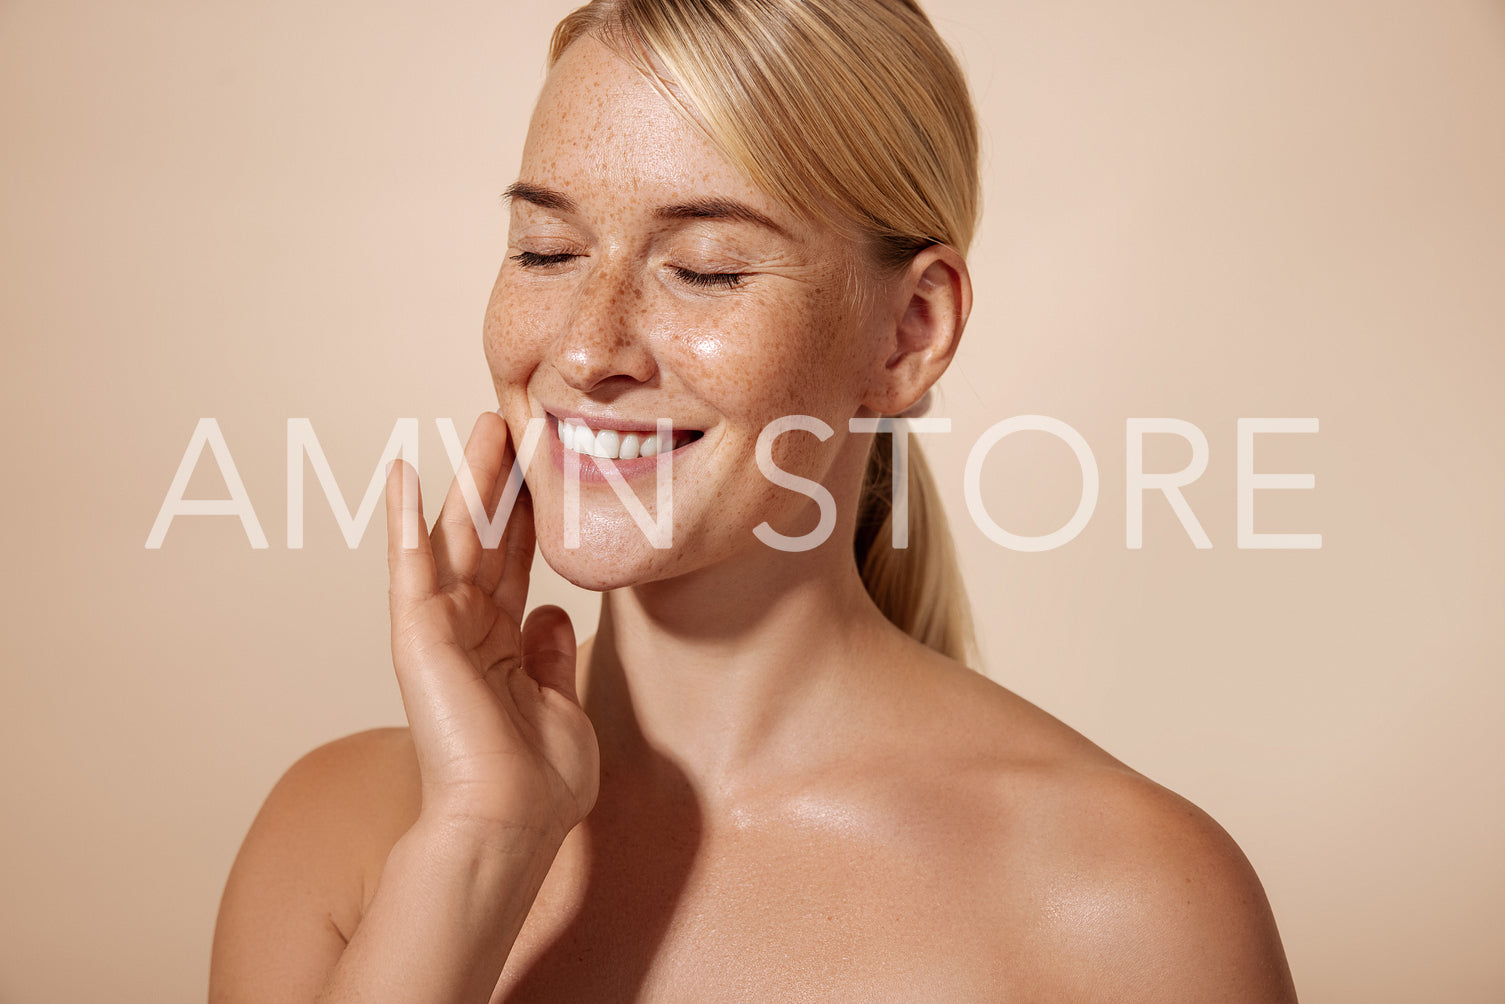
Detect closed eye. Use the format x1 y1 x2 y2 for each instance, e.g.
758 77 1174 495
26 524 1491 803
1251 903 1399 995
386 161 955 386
510 252 745 289
511 250 578 268
671 266 746 289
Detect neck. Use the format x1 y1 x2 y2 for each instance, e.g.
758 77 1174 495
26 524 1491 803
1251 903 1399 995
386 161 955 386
579 538 893 799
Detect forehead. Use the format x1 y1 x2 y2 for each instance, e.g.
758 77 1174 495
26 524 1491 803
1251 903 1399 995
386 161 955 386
519 35 794 227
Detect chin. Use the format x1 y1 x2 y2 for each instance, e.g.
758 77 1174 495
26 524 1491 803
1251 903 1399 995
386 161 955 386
532 514 691 593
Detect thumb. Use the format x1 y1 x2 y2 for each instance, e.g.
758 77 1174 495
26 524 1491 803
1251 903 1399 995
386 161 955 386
520 605 580 703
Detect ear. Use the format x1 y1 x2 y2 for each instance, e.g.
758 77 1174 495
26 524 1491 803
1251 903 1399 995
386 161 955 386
863 244 972 416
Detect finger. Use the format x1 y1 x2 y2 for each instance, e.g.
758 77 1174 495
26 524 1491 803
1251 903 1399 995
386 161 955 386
385 459 436 607
490 480 537 625
431 411 511 588
474 431 525 598
520 605 579 704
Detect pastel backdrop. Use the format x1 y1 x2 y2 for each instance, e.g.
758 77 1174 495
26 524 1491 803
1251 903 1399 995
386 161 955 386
2 1 1502 1000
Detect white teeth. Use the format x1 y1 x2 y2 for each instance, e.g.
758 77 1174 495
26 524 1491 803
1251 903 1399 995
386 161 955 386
559 419 683 460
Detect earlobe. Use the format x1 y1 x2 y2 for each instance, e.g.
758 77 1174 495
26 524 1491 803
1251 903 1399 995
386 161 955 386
867 245 972 416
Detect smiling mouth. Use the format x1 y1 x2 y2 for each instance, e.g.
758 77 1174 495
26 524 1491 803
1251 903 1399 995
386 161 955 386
551 415 704 461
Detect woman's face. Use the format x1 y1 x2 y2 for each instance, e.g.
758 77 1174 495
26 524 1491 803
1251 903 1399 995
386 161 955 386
483 35 890 590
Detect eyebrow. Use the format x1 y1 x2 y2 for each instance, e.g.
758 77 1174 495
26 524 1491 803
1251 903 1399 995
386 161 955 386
502 181 578 214
652 197 793 239
502 181 793 240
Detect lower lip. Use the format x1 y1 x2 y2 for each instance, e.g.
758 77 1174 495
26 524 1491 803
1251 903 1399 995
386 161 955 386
545 416 702 483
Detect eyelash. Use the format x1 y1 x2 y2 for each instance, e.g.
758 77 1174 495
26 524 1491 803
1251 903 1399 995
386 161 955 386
509 251 575 270
509 251 746 290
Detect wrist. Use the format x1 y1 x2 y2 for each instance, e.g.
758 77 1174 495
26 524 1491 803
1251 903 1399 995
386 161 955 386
405 808 567 867
323 806 566 1002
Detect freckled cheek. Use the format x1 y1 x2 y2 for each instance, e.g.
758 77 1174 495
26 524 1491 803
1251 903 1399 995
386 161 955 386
665 301 858 424
482 285 557 390
766 433 836 483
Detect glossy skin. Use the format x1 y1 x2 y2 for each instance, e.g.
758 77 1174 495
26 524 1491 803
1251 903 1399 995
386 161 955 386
209 35 1298 1003
482 40 908 594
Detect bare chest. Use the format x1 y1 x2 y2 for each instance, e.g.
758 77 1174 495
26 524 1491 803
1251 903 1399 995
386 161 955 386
488 823 1011 1002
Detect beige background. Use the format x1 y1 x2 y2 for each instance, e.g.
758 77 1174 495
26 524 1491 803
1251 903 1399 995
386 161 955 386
2 0 1502 1000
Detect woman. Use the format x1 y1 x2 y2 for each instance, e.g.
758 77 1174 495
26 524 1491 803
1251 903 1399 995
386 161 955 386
211 0 1298 999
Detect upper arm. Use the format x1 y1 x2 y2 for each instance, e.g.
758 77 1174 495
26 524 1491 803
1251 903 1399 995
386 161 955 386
208 727 420 1003
1027 770 1298 1002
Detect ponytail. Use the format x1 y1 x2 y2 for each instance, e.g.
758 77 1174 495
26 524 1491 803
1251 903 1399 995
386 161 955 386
854 434 976 664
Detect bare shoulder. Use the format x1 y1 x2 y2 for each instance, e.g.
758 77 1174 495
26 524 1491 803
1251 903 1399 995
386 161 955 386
888 655 1298 1000
1005 759 1298 1001
246 726 421 891
209 727 421 1001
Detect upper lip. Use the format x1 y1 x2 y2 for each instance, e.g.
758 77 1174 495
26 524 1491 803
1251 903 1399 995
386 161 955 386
543 405 703 434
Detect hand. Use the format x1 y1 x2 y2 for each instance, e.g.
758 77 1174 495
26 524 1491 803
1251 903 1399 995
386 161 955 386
383 411 599 851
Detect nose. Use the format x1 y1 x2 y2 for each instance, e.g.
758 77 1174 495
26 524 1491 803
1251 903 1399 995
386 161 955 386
552 259 658 393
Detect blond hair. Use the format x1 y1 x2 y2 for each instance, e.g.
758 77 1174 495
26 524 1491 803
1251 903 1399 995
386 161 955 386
548 0 979 663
